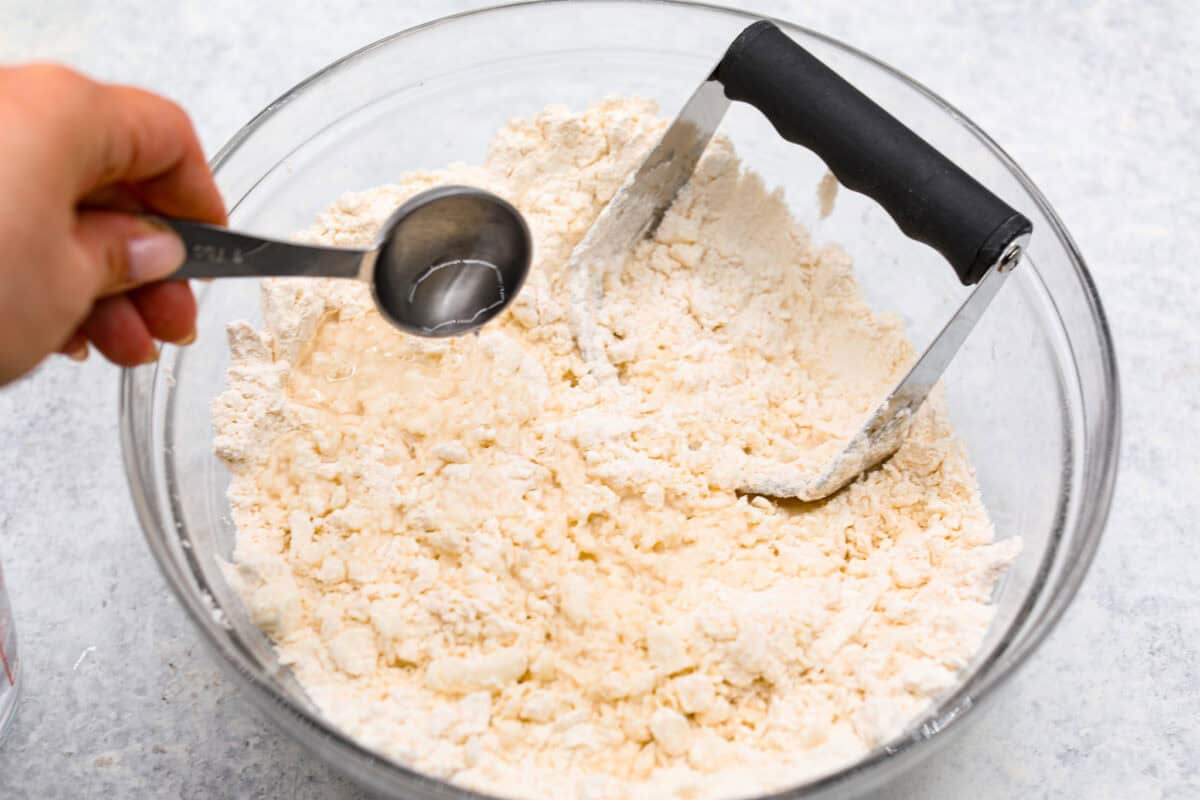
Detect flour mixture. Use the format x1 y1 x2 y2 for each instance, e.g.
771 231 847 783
213 98 1019 800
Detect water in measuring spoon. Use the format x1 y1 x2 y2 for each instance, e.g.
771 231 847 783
406 258 507 336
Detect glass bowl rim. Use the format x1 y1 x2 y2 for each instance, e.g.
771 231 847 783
120 1 1122 797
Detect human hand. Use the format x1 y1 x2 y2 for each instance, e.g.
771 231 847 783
0 64 225 384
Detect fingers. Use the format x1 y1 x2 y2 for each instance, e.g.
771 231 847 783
89 84 227 224
58 282 196 367
70 211 195 366
0 65 226 224
128 281 196 345
0 66 213 377
79 294 157 367
73 208 185 297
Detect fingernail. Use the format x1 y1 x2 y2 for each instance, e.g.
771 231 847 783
140 343 160 365
66 343 89 362
127 231 186 283
175 330 196 346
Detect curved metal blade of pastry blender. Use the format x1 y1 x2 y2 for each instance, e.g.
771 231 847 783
566 78 730 367
737 235 1028 502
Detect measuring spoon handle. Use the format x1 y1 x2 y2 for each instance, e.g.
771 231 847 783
150 216 366 281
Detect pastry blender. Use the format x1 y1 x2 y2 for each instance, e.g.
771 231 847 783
565 20 1032 501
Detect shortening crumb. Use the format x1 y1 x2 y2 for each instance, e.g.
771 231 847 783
213 98 1019 800
816 171 839 219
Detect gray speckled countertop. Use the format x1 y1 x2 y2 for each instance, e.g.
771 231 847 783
1 1 1197 798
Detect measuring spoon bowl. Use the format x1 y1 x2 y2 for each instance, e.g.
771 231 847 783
159 185 531 338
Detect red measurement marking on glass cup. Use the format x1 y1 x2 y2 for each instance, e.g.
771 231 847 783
0 569 12 686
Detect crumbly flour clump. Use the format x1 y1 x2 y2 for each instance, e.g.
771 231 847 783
213 98 1019 800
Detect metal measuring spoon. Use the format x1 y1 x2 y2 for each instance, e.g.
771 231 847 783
158 185 532 337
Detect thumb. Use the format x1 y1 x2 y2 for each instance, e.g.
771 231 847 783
73 209 186 297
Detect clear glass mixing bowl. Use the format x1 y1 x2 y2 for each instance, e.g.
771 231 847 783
120 3 1120 798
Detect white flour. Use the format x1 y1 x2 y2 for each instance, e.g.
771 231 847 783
213 98 1019 800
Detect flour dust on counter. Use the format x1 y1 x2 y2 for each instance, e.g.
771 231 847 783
212 98 1019 800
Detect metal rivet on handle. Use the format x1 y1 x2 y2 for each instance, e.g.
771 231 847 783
998 241 1023 272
